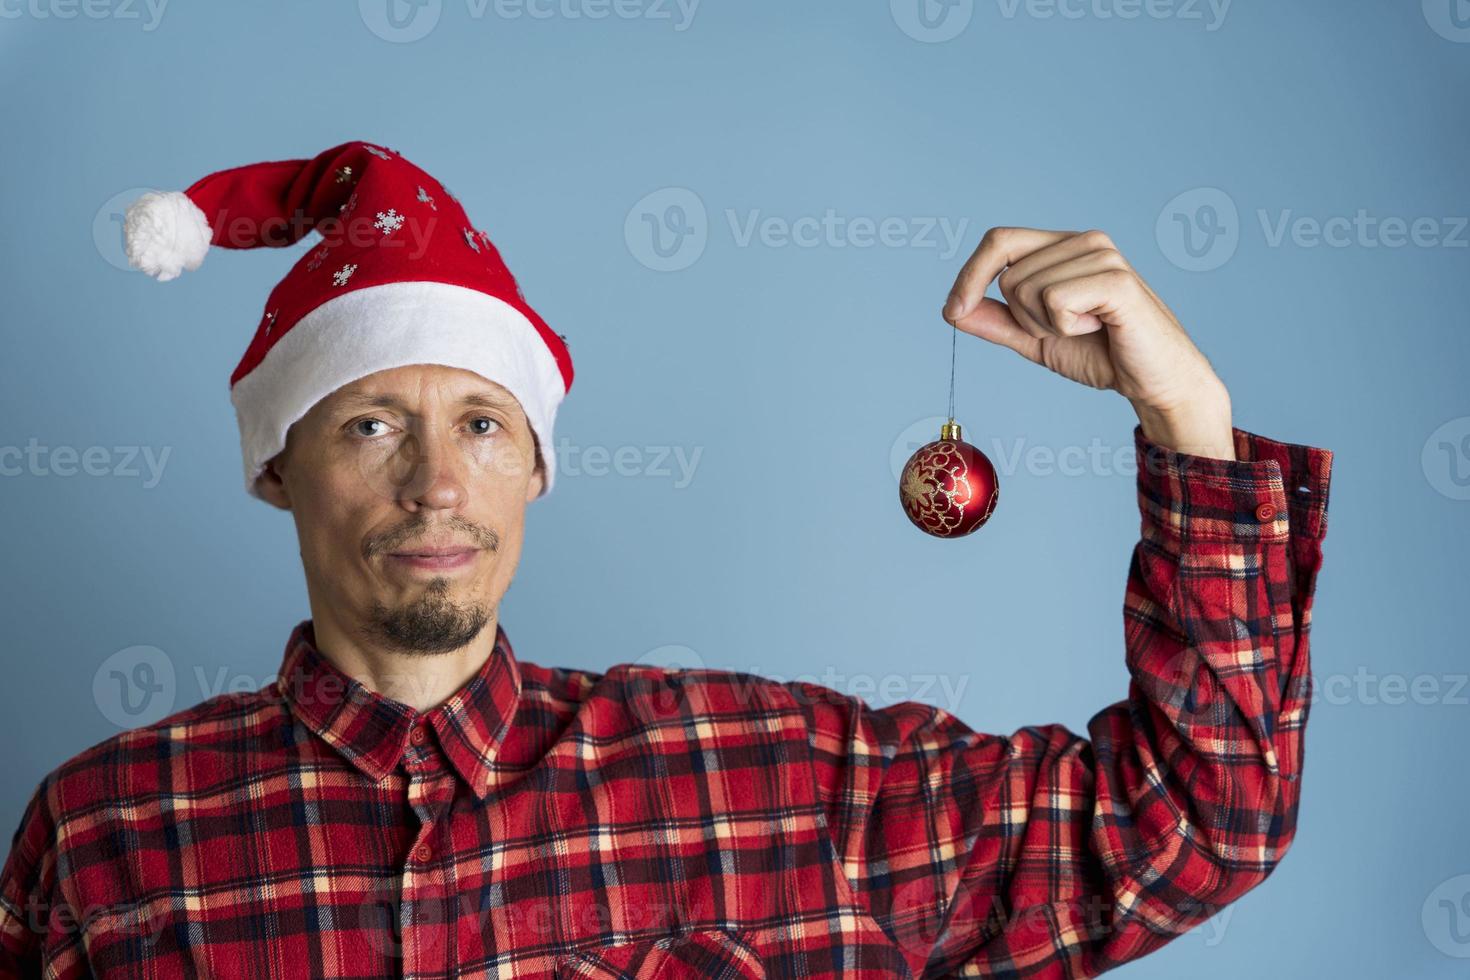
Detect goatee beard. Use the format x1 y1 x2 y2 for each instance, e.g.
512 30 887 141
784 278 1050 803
363 578 490 655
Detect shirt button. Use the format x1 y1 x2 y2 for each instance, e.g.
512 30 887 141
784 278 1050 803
413 842 433 863
410 725 428 746
1255 503 1277 522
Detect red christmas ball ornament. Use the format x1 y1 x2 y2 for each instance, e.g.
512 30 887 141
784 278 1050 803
899 418 999 538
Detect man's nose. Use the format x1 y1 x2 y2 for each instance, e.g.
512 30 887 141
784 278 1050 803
392 425 467 510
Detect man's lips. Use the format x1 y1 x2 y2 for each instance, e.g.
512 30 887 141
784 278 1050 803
389 546 479 557
386 546 482 570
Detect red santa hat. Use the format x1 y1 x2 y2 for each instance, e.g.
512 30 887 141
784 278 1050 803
122 140 574 500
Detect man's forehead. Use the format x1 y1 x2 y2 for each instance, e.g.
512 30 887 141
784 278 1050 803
327 367 524 414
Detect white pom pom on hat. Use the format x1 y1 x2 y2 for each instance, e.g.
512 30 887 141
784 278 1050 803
123 190 213 282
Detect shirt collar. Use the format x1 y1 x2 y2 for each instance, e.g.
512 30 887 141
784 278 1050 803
275 618 521 801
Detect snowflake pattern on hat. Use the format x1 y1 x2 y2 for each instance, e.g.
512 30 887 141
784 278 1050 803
374 209 404 236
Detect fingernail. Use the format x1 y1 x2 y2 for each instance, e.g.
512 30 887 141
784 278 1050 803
943 294 965 320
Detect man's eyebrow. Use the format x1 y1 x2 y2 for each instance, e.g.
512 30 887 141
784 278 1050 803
460 392 519 412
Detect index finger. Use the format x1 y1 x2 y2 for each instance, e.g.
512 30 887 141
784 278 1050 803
943 227 1074 322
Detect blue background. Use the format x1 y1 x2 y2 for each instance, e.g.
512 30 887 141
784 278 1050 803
2 1 1468 975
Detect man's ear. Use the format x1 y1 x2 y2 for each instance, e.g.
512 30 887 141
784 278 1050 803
523 432 546 503
255 453 293 511
524 462 545 503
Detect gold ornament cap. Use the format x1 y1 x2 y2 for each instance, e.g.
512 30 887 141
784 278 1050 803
940 418 962 441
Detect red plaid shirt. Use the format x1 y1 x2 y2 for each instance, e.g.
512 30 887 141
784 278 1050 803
0 424 1333 979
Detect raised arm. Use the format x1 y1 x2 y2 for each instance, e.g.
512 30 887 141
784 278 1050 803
790 228 1334 977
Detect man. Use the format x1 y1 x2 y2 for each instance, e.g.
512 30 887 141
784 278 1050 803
0 141 1333 979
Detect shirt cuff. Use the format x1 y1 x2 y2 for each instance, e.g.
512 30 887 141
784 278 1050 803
1134 424 1334 546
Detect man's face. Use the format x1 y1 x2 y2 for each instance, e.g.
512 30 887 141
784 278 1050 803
257 363 544 655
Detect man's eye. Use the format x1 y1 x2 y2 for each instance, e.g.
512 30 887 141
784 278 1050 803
353 418 391 437
470 417 502 435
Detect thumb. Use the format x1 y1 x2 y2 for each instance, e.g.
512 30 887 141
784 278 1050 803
950 297 1042 364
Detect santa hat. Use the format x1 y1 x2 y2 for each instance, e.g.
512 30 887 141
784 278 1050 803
122 140 573 500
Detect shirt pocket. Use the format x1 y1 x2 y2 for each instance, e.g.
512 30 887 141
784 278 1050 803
555 928 765 979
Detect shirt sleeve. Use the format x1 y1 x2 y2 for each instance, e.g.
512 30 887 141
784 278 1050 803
0 777 57 979
789 424 1334 979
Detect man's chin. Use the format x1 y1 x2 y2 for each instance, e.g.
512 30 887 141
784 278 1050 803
362 591 490 656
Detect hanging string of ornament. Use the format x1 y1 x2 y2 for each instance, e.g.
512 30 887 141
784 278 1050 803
898 320 1000 538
